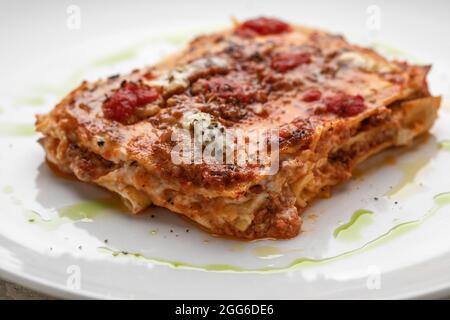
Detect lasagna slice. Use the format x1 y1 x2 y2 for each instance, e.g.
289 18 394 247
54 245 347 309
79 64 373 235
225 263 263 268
36 17 440 239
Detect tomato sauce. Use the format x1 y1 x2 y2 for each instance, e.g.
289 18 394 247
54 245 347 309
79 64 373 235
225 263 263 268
203 77 249 103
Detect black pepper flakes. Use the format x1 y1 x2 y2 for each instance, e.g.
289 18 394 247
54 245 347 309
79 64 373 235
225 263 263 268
108 74 120 80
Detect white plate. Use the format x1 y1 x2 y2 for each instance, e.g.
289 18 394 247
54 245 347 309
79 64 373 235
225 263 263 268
1 0 450 299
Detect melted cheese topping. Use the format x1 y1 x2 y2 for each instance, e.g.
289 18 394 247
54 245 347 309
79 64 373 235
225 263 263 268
337 51 395 73
147 57 229 95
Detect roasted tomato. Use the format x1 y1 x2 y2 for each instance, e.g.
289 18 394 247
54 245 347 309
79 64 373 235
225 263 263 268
301 88 322 102
271 52 311 72
236 17 292 37
102 82 159 123
324 93 367 117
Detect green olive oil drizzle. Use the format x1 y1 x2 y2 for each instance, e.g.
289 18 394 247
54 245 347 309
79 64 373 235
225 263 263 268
14 96 46 107
99 193 450 273
385 157 431 198
0 124 36 136
252 246 284 259
2 186 14 194
438 140 450 151
333 209 374 240
92 48 138 67
27 198 116 228
90 31 197 67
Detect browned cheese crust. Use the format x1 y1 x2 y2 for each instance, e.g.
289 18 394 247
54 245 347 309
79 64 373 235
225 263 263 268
36 18 440 239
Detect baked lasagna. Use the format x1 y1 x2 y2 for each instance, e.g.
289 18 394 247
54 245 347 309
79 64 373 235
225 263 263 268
36 17 440 239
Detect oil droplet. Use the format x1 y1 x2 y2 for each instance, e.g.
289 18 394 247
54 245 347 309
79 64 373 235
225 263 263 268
438 140 450 151
385 157 431 198
432 192 450 208
307 213 318 221
2 186 14 194
58 198 115 221
252 246 284 259
150 229 158 236
26 198 116 229
0 124 36 136
334 209 374 241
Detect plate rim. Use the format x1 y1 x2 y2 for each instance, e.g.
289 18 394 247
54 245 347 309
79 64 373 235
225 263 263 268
1 261 450 299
